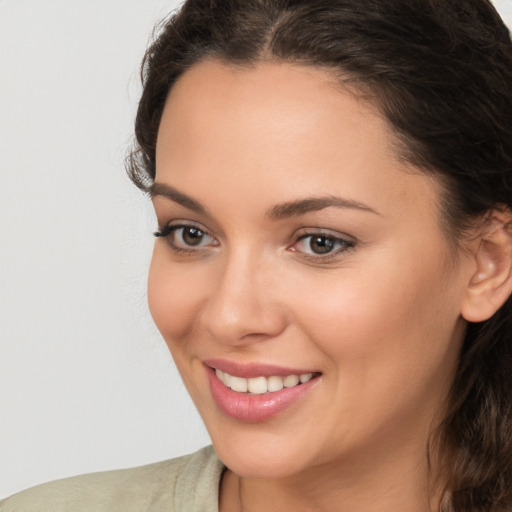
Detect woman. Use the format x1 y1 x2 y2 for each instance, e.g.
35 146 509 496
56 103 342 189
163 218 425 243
2 0 512 511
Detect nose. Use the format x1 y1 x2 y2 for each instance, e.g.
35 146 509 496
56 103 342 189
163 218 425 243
200 250 287 346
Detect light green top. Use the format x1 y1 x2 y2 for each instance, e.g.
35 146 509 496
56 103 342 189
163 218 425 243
0 446 224 512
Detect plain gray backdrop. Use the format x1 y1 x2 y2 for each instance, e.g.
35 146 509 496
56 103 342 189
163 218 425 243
0 0 210 498
1 0 511 499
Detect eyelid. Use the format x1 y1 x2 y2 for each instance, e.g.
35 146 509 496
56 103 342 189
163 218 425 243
154 220 219 251
154 219 211 236
288 228 356 260
294 227 356 243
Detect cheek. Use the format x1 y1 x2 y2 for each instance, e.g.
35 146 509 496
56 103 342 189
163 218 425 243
289 249 463 386
288 256 464 443
147 248 204 344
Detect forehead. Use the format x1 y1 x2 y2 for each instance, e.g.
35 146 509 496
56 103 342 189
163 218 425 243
155 59 442 225
158 60 388 158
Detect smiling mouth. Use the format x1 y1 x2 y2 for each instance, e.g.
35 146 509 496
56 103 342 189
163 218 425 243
206 362 322 422
214 368 321 395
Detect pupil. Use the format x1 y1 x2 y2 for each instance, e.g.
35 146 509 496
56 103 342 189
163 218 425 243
183 227 204 246
310 235 334 254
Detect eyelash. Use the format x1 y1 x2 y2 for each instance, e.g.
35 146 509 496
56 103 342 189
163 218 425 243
153 223 218 253
153 223 356 260
291 231 356 261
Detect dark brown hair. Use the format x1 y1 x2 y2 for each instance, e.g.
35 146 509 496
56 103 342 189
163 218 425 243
128 1 512 510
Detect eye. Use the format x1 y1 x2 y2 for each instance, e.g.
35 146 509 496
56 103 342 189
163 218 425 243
290 231 355 258
154 223 218 251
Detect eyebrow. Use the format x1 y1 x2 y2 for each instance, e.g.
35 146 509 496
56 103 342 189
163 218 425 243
266 196 379 220
150 182 379 219
150 182 207 215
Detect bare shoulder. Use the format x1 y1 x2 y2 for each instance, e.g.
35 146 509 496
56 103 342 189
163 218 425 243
0 446 222 512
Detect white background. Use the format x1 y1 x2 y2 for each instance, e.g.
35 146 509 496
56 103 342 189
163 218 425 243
0 0 211 499
1 0 511 499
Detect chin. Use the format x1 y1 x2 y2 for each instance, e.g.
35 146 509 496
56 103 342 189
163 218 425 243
208 423 318 479
217 446 305 479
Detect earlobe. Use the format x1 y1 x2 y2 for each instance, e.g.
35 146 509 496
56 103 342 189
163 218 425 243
461 210 512 323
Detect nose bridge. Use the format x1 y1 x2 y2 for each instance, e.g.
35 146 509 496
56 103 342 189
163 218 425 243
201 245 285 344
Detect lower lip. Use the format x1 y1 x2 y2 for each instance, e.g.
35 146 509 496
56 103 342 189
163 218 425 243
206 366 320 423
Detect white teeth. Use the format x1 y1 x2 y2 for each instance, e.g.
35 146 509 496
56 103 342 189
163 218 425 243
247 376 268 394
215 369 232 387
267 376 284 392
230 376 248 393
283 374 300 388
221 371 231 387
300 373 313 383
215 369 316 394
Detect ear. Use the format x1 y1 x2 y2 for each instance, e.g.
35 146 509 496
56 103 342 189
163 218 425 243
462 209 512 323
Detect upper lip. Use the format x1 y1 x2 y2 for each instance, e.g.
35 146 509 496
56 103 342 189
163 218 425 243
203 358 320 378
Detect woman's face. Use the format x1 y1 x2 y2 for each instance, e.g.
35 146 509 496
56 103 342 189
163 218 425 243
149 61 473 479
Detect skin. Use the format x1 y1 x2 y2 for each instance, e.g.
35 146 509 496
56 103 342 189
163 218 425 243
148 60 480 511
